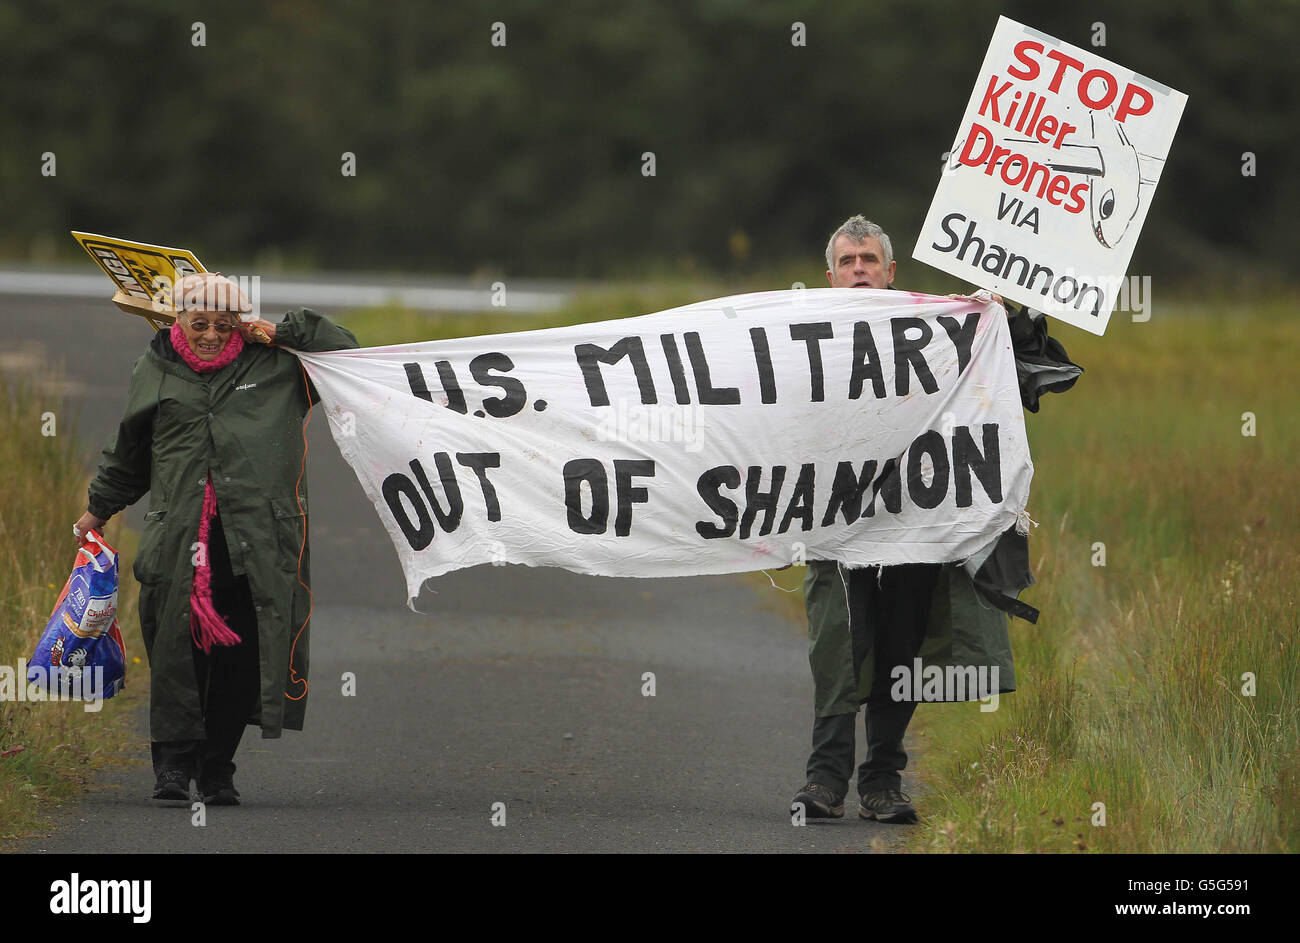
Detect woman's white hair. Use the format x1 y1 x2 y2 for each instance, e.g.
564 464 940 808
825 215 894 271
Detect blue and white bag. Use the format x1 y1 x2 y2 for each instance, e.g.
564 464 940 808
28 530 127 700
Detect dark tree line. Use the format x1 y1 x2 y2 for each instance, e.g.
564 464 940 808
2 0 1294 285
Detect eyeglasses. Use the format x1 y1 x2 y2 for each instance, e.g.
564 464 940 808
186 320 236 334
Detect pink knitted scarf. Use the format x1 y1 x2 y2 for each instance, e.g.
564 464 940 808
169 319 243 373
169 321 245 652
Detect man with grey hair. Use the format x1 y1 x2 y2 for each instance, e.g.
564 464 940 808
824 215 895 283
791 214 1082 823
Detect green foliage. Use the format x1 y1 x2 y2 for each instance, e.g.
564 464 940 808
2 1 1295 284
905 298 1300 853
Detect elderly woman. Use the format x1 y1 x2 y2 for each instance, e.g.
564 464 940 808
74 273 358 805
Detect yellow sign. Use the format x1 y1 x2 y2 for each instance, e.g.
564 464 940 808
71 232 207 328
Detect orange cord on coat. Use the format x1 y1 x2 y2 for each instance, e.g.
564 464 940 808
284 356 315 701
153 319 316 700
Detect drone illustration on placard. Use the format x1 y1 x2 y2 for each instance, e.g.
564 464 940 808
999 107 1166 249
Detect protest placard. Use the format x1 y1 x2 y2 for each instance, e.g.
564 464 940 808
912 17 1187 334
71 232 205 324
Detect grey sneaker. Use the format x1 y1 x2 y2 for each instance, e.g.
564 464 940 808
792 782 845 819
151 768 192 802
858 787 917 824
200 780 241 806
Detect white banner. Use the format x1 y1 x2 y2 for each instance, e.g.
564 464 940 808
912 16 1187 335
295 289 1034 605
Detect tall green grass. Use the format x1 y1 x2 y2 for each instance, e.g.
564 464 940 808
909 296 1300 853
0 376 145 847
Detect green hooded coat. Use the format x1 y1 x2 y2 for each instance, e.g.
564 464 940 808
87 308 359 740
804 307 1082 715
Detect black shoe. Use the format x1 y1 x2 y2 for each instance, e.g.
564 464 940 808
858 787 917 824
151 768 192 801
200 780 241 806
792 782 845 819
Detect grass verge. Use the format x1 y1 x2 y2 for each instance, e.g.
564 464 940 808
334 282 727 347
905 295 1299 852
0 375 146 849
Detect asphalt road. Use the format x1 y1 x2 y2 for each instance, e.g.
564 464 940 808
3 293 917 853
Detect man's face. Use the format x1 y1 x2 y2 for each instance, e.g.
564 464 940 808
826 235 896 289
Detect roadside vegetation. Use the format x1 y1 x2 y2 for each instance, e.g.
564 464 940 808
903 294 1299 853
337 281 737 348
0 376 146 848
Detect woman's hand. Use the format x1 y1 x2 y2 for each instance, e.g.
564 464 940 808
238 317 278 344
74 510 107 544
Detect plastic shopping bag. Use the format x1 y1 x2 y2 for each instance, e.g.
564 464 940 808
27 530 127 700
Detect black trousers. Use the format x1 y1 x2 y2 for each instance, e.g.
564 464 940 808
152 515 260 788
805 564 940 797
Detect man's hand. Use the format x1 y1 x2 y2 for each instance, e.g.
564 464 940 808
946 290 1007 314
74 510 107 544
239 317 277 344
